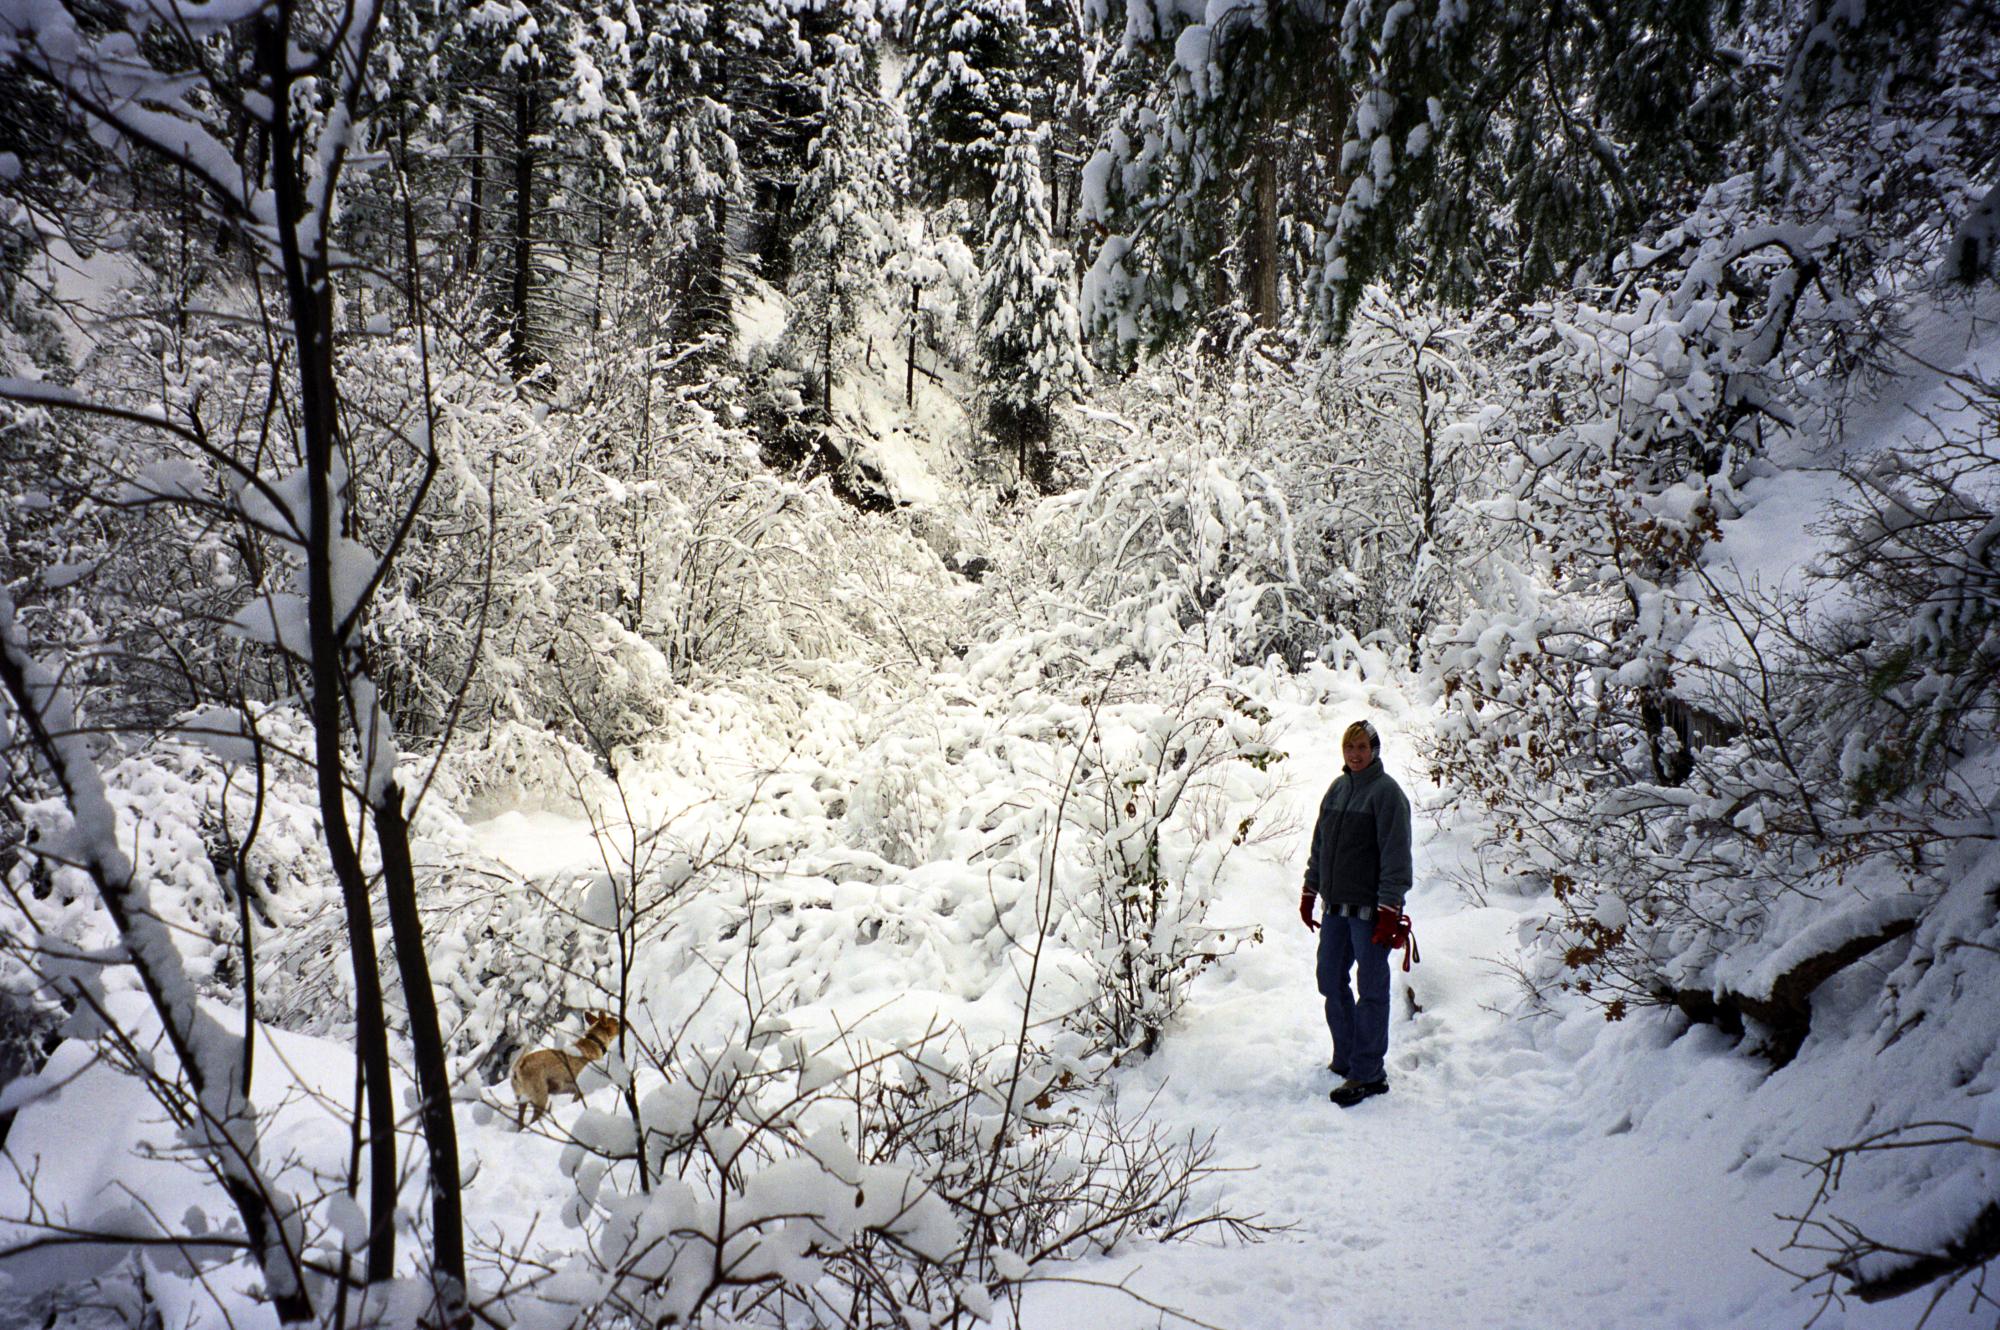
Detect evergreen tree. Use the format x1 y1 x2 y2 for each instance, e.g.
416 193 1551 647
1083 0 1754 343
610 0 747 345
904 0 1032 205
788 33 904 412
977 118 1087 482
718 1 849 285
1080 4 1349 355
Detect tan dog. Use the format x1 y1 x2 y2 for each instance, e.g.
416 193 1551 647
511 1009 621 1127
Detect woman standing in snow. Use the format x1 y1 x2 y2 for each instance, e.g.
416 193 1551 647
1298 719 1413 1107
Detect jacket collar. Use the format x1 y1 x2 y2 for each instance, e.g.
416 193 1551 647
1343 756 1385 785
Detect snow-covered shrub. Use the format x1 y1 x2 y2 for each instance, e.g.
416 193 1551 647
320 310 964 754
515 992 1247 1330
1056 682 1279 1058
0 248 289 736
999 305 1505 676
1 701 337 1012
1300 287 1512 666
995 369 1312 672
1430 175 1851 1019
842 720 957 868
1818 383 2000 805
423 719 608 820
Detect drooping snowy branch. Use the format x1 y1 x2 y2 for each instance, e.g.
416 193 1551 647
0 587 314 1324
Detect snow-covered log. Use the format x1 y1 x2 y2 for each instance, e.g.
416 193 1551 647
1664 893 1926 1066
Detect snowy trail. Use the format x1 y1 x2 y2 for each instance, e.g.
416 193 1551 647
1023 710 1958 1330
1019 730 1600 1329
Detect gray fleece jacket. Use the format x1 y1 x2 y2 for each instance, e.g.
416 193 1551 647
1302 756 1413 912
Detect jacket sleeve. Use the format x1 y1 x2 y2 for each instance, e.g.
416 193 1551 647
1302 784 1332 896
1374 780 1413 910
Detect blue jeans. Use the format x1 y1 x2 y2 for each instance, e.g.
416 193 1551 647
1317 914 1391 1083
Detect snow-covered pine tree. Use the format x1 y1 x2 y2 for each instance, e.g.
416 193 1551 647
452 0 587 374
1082 0 1757 344
903 0 1031 206
977 117 1087 485
713 1 847 286
787 32 903 413
618 0 752 343
1080 3 1346 356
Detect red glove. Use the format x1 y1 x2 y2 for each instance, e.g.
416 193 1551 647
1299 889 1318 932
1376 907 1421 970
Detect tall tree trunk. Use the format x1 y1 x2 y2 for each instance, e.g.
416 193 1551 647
256 15 401 1285
591 190 606 333
386 105 471 1324
375 788 468 1318
1247 121 1280 330
397 112 421 321
905 281 920 407
509 76 536 378
822 316 834 414
466 112 484 279
691 196 729 334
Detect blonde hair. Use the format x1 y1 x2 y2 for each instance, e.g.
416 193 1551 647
1343 719 1380 751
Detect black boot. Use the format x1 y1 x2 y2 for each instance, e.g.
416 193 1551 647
1330 1078 1389 1107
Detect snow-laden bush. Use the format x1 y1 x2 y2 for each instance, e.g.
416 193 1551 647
1054 682 1279 1058
0 701 339 1016
997 298 1505 677
1301 287 1513 667
1817 381 2000 805
993 380 1311 672
307 309 967 755
1430 173 1850 1021
510 954 1251 1330
1424 175 2000 1093
423 719 609 820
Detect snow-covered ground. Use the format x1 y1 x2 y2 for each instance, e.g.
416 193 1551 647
1020 733 1945 1330
6 694 1968 1329
435 688 1966 1330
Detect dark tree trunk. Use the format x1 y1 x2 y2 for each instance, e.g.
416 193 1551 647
397 113 421 321
376 790 468 1319
466 113 484 278
822 316 834 414
905 281 920 407
1247 124 1280 329
509 76 536 378
255 15 401 1287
